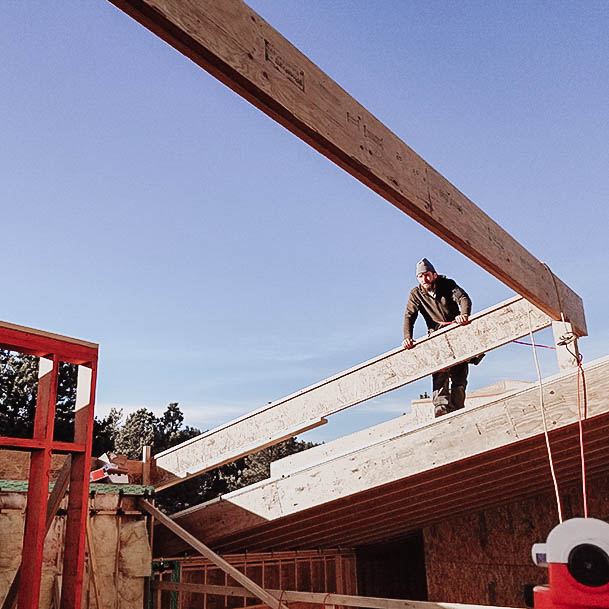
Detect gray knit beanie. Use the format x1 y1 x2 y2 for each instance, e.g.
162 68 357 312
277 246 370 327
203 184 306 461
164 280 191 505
415 258 436 275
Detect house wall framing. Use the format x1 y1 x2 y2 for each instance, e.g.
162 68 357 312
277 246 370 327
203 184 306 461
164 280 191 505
0 321 99 609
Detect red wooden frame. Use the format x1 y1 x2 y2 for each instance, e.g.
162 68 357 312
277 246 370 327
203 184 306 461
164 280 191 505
0 321 98 609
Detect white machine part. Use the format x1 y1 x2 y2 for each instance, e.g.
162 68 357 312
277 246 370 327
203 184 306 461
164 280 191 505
532 517 609 568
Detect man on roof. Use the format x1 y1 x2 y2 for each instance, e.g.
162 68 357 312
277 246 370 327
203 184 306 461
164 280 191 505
402 258 476 418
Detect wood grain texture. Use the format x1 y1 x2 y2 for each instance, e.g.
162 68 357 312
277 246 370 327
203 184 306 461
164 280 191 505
223 357 606 521
551 321 580 371
154 357 609 555
153 581 523 609
154 297 551 486
108 0 586 336
423 473 609 605
177 548 357 609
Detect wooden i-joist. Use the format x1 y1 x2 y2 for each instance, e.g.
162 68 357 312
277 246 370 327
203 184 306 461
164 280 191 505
145 499 525 608
154 354 609 556
152 296 554 488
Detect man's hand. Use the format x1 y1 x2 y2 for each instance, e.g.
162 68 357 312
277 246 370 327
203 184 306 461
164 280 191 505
455 314 469 325
402 338 415 349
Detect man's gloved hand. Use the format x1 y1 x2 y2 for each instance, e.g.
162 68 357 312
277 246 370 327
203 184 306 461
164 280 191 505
455 314 469 325
402 338 415 349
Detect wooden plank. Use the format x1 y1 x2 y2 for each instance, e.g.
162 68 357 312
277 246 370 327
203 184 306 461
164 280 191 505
155 357 609 554
142 445 152 485
201 427 609 553
140 500 290 609
153 416 326 489
108 0 585 336
0 320 97 349
2 455 72 609
0 321 98 365
18 357 59 609
153 581 523 609
154 296 551 487
225 356 608 518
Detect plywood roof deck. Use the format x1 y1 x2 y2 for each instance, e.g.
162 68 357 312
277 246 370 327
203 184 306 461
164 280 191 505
155 356 609 557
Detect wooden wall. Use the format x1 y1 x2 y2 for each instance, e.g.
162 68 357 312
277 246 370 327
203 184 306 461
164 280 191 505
423 472 609 606
356 534 427 601
156 549 357 609
0 491 151 609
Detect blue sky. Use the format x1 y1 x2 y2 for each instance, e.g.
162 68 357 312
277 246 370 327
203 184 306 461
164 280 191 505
2 1 607 443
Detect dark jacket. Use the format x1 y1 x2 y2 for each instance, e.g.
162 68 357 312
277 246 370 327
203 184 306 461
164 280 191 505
403 275 472 340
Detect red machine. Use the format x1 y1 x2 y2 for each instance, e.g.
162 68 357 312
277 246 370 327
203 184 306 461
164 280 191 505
531 518 609 608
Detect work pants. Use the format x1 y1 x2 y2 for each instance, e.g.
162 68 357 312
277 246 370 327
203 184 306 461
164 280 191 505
432 362 468 417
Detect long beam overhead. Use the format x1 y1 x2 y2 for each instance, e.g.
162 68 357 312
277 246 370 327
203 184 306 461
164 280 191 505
155 356 609 556
109 0 586 336
153 296 551 488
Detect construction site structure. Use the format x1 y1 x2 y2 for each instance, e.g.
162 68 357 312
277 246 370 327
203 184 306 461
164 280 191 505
0 322 98 609
1 1 602 608
0 316 604 607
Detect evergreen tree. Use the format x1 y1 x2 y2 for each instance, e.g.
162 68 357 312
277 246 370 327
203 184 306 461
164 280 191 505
0 349 119 449
92 408 122 456
0 350 77 439
114 408 157 459
236 437 317 488
0 350 38 438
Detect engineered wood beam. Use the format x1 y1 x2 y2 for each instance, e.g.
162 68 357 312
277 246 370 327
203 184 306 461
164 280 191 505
153 296 551 488
109 0 586 336
156 356 609 554
153 581 523 609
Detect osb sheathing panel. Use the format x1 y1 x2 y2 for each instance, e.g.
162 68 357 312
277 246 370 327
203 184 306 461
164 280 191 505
0 493 151 609
423 472 609 606
0 449 67 481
